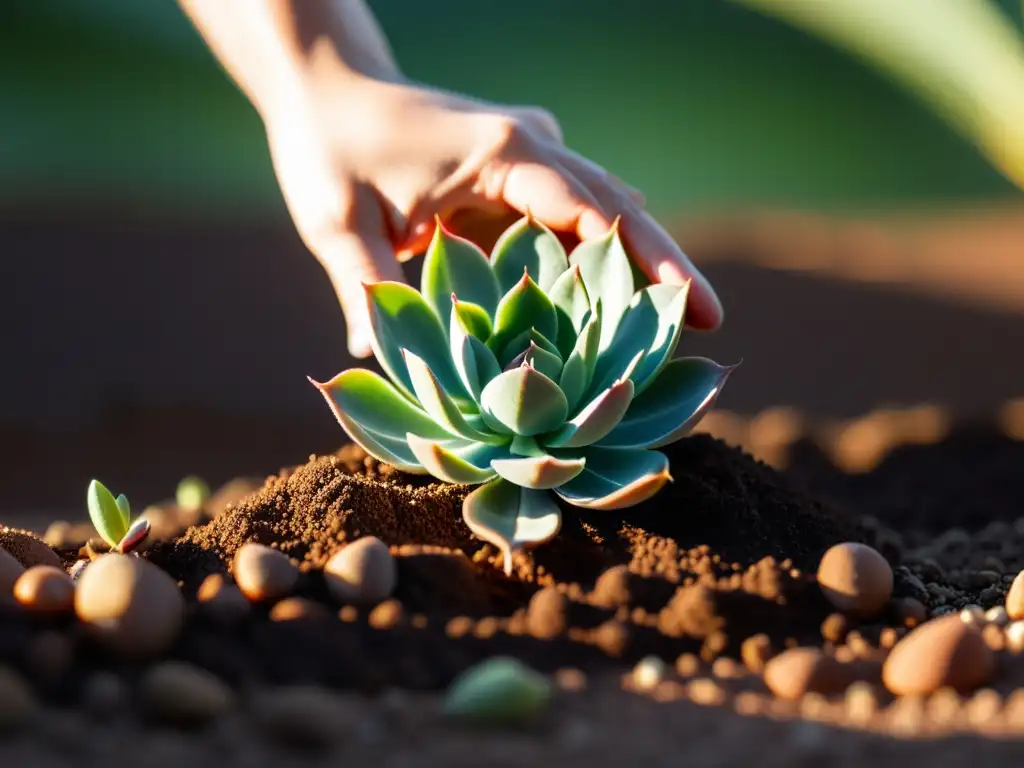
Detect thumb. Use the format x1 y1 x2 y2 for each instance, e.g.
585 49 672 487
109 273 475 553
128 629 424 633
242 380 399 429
315 228 405 359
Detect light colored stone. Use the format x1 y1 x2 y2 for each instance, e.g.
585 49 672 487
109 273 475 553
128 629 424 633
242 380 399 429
631 655 669 691
233 543 298 603
14 566 74 614
139 661 234 726
763 647 851 701
1006 570 1024 620
985 605 1009 627
882 615 994 696
816 542 893 619
323 537 396 605
0 548 24 603
1007 620 1024 653
74 554 184 657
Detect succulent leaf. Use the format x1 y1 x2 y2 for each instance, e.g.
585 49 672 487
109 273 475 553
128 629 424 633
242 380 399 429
542 378 634 449
629 281 690 393
404 350 506 443
547 264 591 358
490 452 586 490
450 302 503 403
86 479 130 549
498 327 561 368
452 299 493 341
365 281 470 404
116 517 150 554
422 222 501 327
597 357 737 449
462 478 562 576
114 493 131 531
557 300 602 414
503 341 563 382
480 365 569 437
553 447 671 510
406 434 507 484
489 272 559 354
490 215 569 294
444 657 552 724
568 220 634 351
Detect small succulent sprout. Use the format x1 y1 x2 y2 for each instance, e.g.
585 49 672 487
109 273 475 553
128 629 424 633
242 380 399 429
175 475 211 512
86 480 151 555
312 215 737 575
443 657 551 725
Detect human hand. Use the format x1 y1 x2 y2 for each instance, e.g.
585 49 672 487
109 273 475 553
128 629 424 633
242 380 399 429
263 70 723 357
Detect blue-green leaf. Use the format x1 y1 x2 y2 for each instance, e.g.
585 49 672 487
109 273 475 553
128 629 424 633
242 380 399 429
631 282 690 393
462 478 562 575
453 300 493 342
546 264 591 358
597 358 737 449
365 281 470 404
553 447 671 510
503 341 563 382
489 272 558 353
404 350 505 443
406 434 507 484
498 328 561 368
568 219 634 351
490 215 569 294
480 365 568 437
450 299 503 403
490 452 586 490
558 301 602 414
542 378 634 449
444 657 552 724
422 222 501 327
86 479 130 549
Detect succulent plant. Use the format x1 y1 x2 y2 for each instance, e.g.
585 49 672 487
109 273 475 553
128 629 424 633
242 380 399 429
312 215 736 574
86 480 150 555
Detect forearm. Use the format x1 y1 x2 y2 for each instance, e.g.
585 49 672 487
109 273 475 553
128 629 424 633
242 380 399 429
176 0 401 118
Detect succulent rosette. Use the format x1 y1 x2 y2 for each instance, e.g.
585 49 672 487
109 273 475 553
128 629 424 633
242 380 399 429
312 215 736 574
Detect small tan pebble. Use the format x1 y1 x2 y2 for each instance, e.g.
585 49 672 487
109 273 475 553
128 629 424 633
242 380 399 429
926 687 963 725
799 692 832 721
593 620 631 658
834 646 857 664
733 691 766 716
23 630 74 685
196 574 250 625
526 587 568 639
982 623 1005 651
966 688 1002 727
233 543 298 603
1007 570 1024 620
256 686 349 750
710 657 744 679
886 694 926 736
0 667 38 732
959 605 985 625
14 566 74 614
41 521 73 549
816 542 893 619
591 565 632 608
985 606 1009 627
338 605 359 623
882 615 994 696
368 599 404 630
844 630 880 660
74 554 184 658
821 613 850 643
741 633 774 674
270 597 330 622
675 653 701 677
139 661 234 726
1006 620 1024 652
763 648 851 701
1003 689 1024 726
632 656 669 691
844 681 879 724
879 627 902 649
323 537 396 605
82 672 128 718
687 678 725 706
554 668 587 692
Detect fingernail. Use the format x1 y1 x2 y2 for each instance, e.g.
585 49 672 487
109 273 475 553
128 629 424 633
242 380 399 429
347 324 374 359
657 261 724 330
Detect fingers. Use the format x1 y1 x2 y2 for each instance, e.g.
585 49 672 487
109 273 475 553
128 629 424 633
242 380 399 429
557 148 646 208
497 160 613 241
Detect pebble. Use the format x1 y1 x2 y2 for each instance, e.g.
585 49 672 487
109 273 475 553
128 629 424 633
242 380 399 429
631 655 669 691
816 542 893 618
763 648 851 700
1007 620 1024 653
139 661 234 726
895 597 929 627
844 681 879 725
74 554 185 657
13 566 74 614
323 537 396 605
256 686 351 750
593 619 631 657
233 543 299 603
959 605 985 626
368 599 405 630
0 548 24 601
195 574 251 625
591 565 632 608
270 596 331 622
882 615 995 695
740 633 774 674
0 667 37 732
0 528 63 570
1006 569 1024 620
526 587 568 639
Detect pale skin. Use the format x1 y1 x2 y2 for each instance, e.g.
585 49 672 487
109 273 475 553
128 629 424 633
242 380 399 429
177 0 724 357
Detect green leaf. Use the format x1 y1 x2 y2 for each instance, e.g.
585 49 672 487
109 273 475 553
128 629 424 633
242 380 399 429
489 272 558 354
365 281 470 404
404 350 506 444
86 479 129 549
558 301 603 414
421 221 501 328
114 493 131 530
568 220 634 351
311 369 455 472
542 378 634 449
453 300 493 342
116 518 150 554
597 358 737 449
631 282 690 393
553 447 671 510
546 264 591 359
444 657 552 725
174 476 209 513
498 327 561 368
450 302 503 403
503 341 563 382
490 452 586 490
406 434 507 484
462 478 562 575
480 365 568 437
490 215 569 294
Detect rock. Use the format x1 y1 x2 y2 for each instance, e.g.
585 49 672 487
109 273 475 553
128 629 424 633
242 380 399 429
74 554 184 657
593 620 631 658
816 542 893 619
894 597 929 627
139 661 234 726
0 528 62 570
0 548 24 601
741 633 775 674
526 587 568 639
591 565 632 608
270 597 331 622
256 686 351 750
763 648 851 700
233 543 298 603
1006 570 1024 620
14 566 74 614
0 667 37 733
368 599 404 630
631 656 669 691
196 574 251 625
882 615 995 695
323 537 396 605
